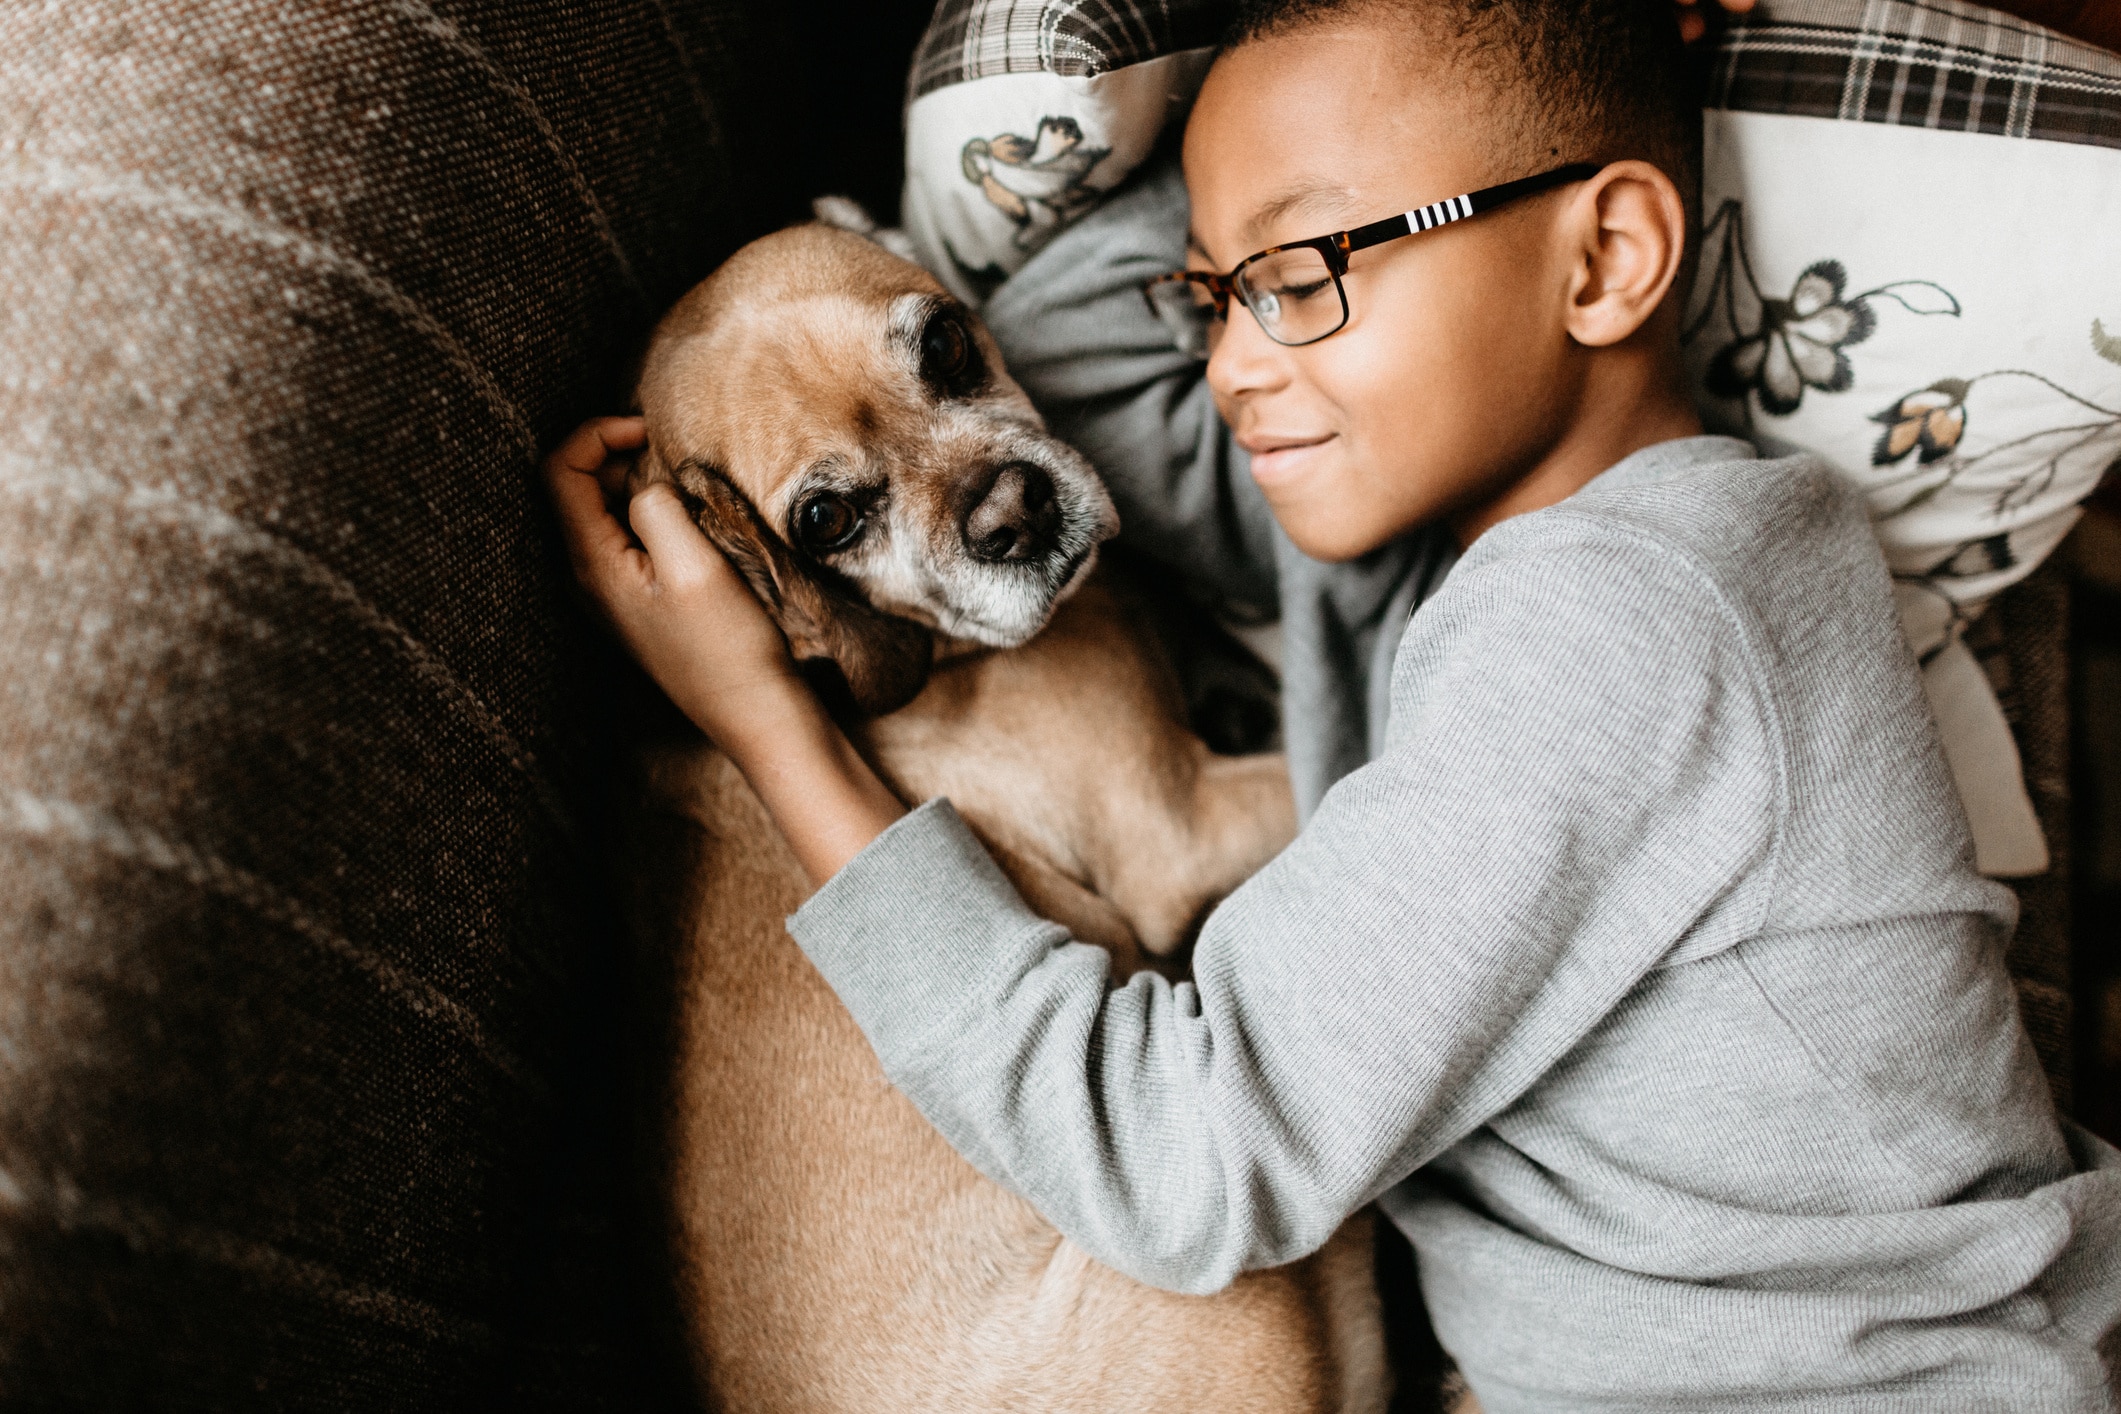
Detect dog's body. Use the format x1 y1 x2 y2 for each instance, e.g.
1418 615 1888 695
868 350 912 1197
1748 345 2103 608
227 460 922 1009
619 215 1389 1411
630 576 1385 1410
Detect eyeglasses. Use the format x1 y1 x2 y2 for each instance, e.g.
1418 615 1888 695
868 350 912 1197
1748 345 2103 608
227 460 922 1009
1141 162 1599 358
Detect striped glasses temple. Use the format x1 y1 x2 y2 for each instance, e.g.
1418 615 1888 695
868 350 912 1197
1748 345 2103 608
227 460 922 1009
1340 162 1602 257
1407 193 1474 230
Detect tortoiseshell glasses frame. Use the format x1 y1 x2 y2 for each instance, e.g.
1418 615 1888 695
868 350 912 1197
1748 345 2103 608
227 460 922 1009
1140 162 1600 357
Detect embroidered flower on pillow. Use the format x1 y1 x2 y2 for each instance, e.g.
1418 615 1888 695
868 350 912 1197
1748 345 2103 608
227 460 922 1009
1870 379 1970 465
1862 334 2121 523
1705 260 1877 415
1687 202 1963 424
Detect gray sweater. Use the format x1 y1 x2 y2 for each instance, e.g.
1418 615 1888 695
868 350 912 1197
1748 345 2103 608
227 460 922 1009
788 161 2121 1408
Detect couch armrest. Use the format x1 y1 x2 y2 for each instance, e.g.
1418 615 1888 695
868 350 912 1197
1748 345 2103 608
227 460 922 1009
0 2 786 1404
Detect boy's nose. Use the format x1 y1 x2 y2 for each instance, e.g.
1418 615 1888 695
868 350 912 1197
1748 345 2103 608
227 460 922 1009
1204 300 1294 405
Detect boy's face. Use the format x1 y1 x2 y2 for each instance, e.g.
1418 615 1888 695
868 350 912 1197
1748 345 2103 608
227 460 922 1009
1183 24 1586 561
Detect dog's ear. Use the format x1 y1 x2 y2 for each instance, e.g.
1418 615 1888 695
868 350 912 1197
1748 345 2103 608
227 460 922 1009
663 457 933 718
811 196 923 266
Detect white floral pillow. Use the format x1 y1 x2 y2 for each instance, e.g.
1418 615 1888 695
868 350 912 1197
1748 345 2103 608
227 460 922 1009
899 0 1221 304
1683 2 2121 875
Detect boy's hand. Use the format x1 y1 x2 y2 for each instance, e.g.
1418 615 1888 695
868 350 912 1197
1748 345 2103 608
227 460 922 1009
545 416 807 754
1676 0 1755 43
546 416 908 886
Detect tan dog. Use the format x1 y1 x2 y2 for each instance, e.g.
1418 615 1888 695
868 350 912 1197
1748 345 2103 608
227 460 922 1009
616 210 1390 1412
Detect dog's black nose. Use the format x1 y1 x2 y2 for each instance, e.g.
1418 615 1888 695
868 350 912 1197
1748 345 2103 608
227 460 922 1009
963 462 1061 564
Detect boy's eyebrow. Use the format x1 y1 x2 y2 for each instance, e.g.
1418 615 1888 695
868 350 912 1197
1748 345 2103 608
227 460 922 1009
1244 181 1362 244
1184 183 1364 269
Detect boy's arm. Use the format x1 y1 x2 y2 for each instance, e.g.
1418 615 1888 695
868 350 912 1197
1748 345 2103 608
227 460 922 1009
982 152 1282 616
787 526 1781 1294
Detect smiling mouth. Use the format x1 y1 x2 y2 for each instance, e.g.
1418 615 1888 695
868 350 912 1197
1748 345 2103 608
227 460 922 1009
1237 433 1335 456
1242 432 1337 487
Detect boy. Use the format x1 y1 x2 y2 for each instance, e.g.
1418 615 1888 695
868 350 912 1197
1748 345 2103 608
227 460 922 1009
551 0 2121 1405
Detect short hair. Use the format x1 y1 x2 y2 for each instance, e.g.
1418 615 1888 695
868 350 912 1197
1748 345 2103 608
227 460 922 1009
1221 0 1704 235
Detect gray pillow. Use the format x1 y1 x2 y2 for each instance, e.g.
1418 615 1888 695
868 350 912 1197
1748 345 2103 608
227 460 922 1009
0 1 788 1405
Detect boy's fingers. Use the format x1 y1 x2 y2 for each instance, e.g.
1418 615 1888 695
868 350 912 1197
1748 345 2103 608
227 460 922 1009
544 417 651 590
1675 0 1750 42
595 453 636 502
548 444 641 588
546 416 646 478
630 485 728 590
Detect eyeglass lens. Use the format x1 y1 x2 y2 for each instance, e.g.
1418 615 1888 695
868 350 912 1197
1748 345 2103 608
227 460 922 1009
1146 279 1223 358
1147 245 1348 358
1236 247 1343 346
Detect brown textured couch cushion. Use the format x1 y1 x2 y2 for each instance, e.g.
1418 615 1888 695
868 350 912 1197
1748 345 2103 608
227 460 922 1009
0 1 795 1405
1974 565 2079 1113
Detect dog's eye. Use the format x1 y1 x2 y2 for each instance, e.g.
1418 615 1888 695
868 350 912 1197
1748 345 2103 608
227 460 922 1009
923 317 966 377
796 493 863 552
919 310 984 396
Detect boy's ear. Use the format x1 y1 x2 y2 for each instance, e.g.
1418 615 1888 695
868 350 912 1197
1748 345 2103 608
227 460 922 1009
658 455 934 718
1561 161 1689 349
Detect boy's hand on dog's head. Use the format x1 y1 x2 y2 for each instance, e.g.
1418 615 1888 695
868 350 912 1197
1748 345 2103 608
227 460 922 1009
549 417 908 883
1676 0 1755 43
546 416 811 754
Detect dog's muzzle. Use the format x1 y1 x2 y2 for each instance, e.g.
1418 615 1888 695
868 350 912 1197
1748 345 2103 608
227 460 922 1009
925 431 1116 647
962 461 1062 565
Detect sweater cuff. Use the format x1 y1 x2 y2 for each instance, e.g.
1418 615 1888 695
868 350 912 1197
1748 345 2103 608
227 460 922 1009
786 797 1058 1059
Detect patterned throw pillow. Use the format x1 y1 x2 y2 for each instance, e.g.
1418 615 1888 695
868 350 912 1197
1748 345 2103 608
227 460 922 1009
898 0 2120 879
1685 0 2121 876
901 0 1223 303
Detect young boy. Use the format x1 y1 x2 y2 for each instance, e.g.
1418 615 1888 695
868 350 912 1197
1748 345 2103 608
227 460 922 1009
552 0 2121 1405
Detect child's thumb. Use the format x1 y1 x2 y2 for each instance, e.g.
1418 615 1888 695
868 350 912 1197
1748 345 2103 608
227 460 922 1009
629 484 729 593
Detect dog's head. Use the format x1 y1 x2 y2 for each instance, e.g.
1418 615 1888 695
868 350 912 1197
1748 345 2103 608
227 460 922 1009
632 212 1117 718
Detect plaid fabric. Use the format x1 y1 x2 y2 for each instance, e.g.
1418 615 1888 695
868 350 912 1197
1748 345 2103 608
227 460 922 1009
908 0 1225 97
1709 0 2121 148
911 0 2121 147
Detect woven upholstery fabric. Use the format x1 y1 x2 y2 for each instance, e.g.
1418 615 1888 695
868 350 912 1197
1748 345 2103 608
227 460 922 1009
1973 564 2078 1111
0 1 791 1406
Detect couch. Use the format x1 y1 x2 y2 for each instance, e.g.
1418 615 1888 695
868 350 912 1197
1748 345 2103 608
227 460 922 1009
0 1 2097 1408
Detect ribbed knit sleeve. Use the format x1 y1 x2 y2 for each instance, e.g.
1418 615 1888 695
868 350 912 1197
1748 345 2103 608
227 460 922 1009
788 514 1779 1295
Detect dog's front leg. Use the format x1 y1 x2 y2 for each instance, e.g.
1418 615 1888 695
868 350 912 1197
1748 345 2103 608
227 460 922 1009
968 830 1175 981
1090 745 1298 960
